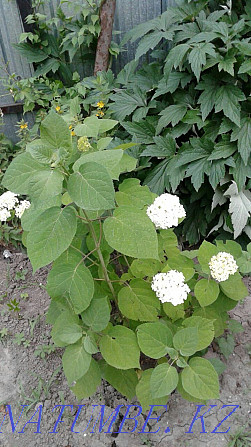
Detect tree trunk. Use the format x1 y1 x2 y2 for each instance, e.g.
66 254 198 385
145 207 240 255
94 0 116 75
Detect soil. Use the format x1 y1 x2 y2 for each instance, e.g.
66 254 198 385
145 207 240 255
0 251 250 447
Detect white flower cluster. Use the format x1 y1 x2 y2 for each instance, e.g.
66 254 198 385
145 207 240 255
151 270 190 306
0 191 30 222
146 193 186 229
209 251 238 282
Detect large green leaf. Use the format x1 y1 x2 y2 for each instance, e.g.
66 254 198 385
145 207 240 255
137 322 173 359
136 369 169 413
2 152 46 194
183 316 214 351
100 325 140 369
118 279 160 322
173 327 198 356
62 339 91 384
115 179 154 209
47 260 94 314
157 104 187 134
26 139 54 164
103 206 159 260
27 206 77 271
188 43 216 80
68 162 115 211
220 272 248 301
73 150 124 180
197 241 219 274
21 196 62 231
231 117 251 166
194 279 220 307
71 359 101 399
214 85 245 127
181 357 219 400
51 311 83 347
101 363 138 400
28 169 64 201
40 111 72 151
150 364 178 398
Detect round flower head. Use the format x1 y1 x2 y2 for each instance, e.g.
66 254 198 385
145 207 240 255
15 200 31 218
151 270 190 306
0 208 11 222
147 193 186 229
209 251 238 282
78 136 92 152
0 191 19 210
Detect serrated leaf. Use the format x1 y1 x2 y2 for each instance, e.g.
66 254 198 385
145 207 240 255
71 359 101 399
27 206 77 272
224 182 251 238
135 31 163 59
100 326 140 369
183 316 214 351
150 364 178 398
122 120 155 144
214 85 245 127
136 369 169 413
137 322 173 359
157 104 187 134
208 357 226 375
81 295 110 332
188 43 216 80
118 279 160 322
47 260 94 314
68 162 115 211
181 357 219 400
103 206 159 260
194 279 219 307
173 327 198 356
231 117 251 166
62 339 91 384
102 364 138 400
40 111 72 151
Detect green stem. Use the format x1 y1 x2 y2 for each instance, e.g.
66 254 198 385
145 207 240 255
83 210 117 301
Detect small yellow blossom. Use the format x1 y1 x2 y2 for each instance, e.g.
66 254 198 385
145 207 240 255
55 106 61 112
69 125 73 130
71 130 76 136
97 101 105 109
20 123 28 130
96 110 104 118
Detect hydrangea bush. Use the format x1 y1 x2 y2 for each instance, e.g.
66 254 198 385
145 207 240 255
0 191 30 247
2 112 248 408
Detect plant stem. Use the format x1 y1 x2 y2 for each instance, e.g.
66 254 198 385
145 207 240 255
83 210 117 301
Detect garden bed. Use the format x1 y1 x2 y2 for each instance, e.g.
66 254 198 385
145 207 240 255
0 250 250 447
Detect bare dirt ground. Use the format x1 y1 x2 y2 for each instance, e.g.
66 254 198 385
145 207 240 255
0 251 250 447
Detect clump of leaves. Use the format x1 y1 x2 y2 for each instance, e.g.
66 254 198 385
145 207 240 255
104 0 251 245
1 111 248 409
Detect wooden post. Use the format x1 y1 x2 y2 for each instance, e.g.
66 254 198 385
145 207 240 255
94 0 116 75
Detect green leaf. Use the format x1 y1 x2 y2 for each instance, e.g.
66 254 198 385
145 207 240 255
220 272 248 301
119 153 137 173
116 178 154 209
26 139 54 164
122 120 156 144
165 253 195 281
40 111 72 151
150 364 178 398
135 31 163 59
75 116 117 138
231 117 251 166
197 74 218 120
62 339 91 384
71 359 101 399
136 369 169 413
47 260 94 314
215 240 242 260
194 279 219 307
2 152 45 194
224 182 251 238
81 295 110 332
68 162 115 211
101 364 138 400
27 206 77 272
103 206 159 260
21 196 62 232
157 104 187 134
163 302 185 321
176 376 207 403
130 258 161 279
228 319 244 334
51 311 83 347
118 279 160 322
197 240 219 274
84 334 99 354
218 54 236 76
137 322 173 359
238 59 251 74
100 326 140 369
214 85 245 127
188 43 216 80
28 169 64 201
208 358 226 375
165 44 190 71
110 89 146 121
73 150 124 180
181 357 219 400
173 327 198 356
14 42 47 62
217 334 235 359
141 135 176 158
183 316 214 351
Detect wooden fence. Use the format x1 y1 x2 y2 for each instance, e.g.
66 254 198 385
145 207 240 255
0 0 175 141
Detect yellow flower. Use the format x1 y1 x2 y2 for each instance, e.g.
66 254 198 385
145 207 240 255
71 130 76 136
20 123 28 130
97 101 105 109
55 106 61 112
69 125 73 130
96 110 104 118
